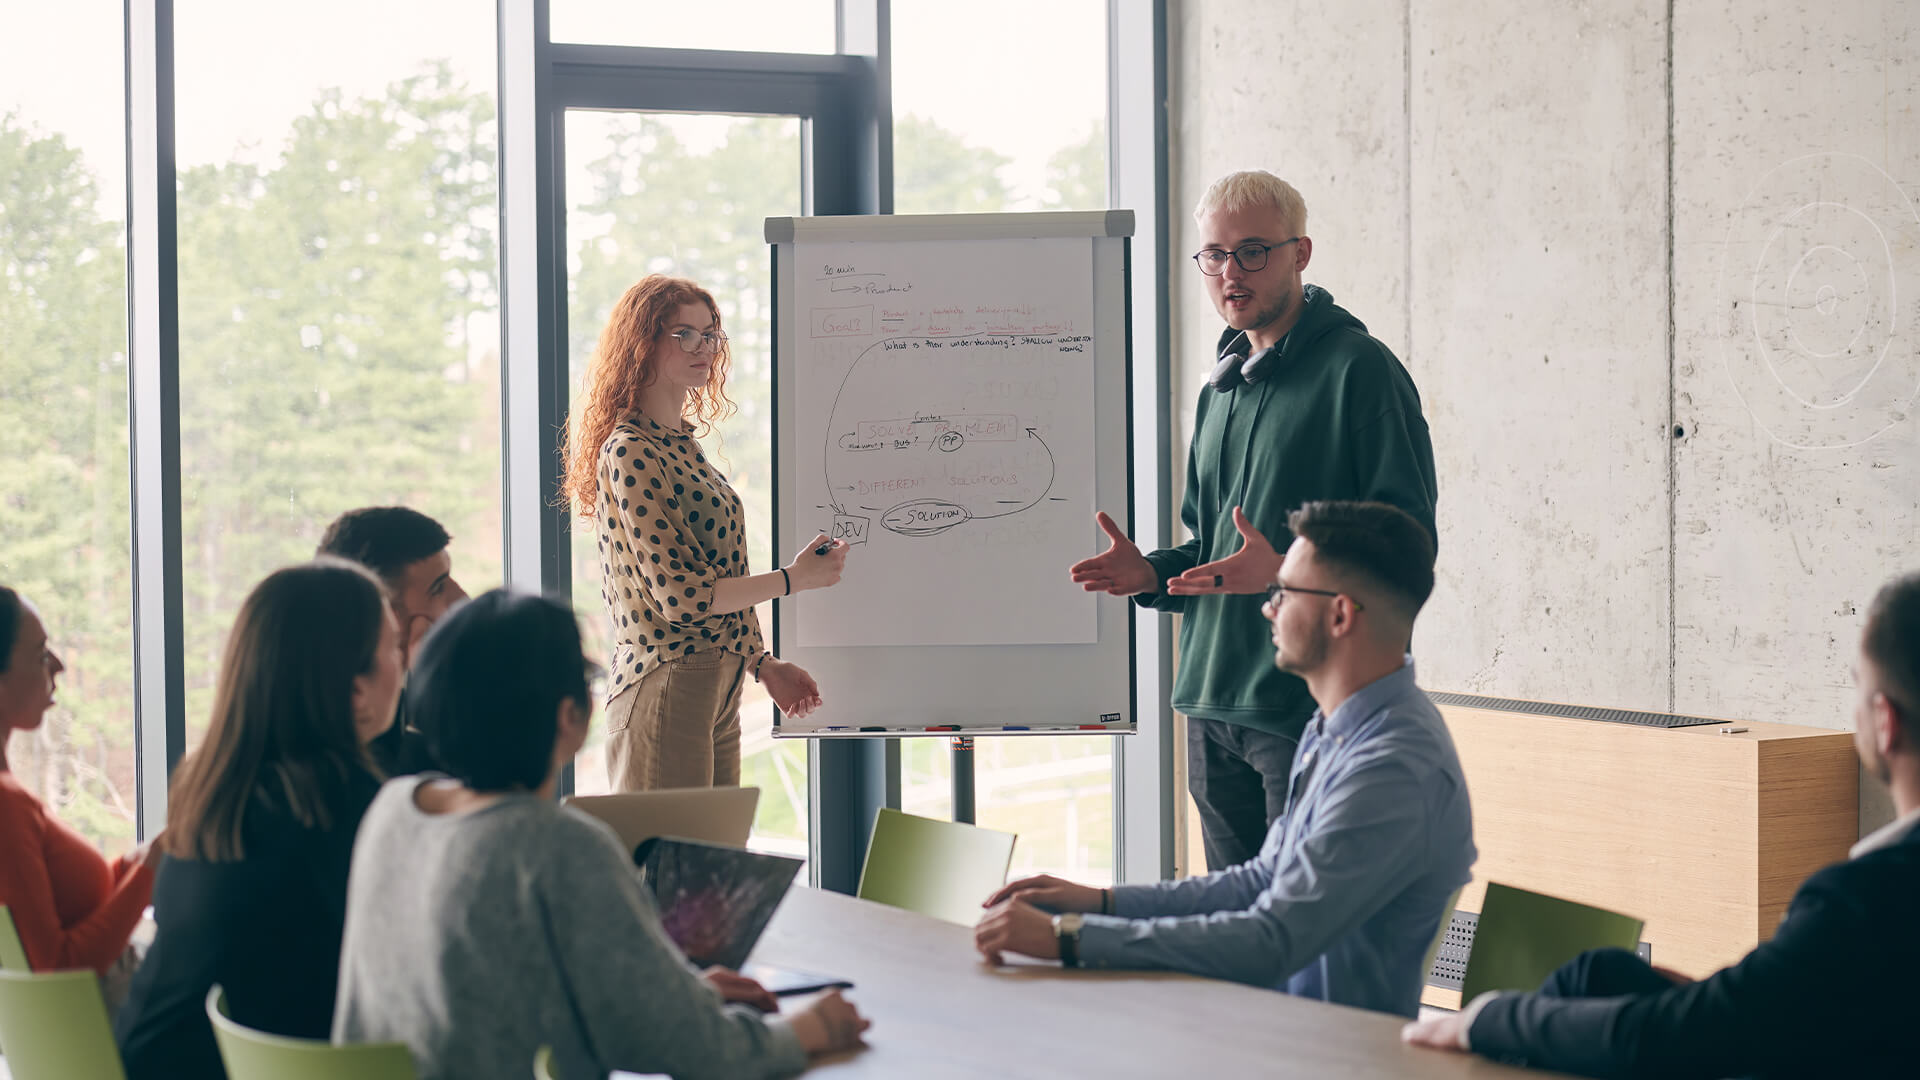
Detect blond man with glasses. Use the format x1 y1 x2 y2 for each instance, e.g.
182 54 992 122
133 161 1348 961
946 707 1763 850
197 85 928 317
1070 171 1438 872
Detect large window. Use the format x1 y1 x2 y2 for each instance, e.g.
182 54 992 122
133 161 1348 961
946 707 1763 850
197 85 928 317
550 0 836 53
890 0 1114 883
1 3 1158 885
564 111 808 857
0 1 136 854
173 2 502 749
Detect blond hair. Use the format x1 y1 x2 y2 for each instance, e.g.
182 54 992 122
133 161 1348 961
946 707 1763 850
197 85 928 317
1193 171 1308 234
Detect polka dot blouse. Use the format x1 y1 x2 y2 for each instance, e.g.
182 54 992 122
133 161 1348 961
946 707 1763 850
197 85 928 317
594 414 766 697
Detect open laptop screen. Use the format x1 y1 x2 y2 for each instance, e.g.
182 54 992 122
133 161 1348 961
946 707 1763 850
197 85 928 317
634 836 803 970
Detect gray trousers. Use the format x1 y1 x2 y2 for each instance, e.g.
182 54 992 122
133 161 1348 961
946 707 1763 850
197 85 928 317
1186 715 1302 871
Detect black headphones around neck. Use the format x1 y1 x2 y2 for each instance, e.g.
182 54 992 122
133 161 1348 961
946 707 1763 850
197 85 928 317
1207 331 1280 393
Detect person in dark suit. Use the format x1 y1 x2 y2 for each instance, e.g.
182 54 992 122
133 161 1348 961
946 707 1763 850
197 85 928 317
1402 569 1920 1079
317 506 469 775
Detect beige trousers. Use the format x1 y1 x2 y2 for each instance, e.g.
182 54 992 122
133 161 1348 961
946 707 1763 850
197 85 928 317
604 649 747 791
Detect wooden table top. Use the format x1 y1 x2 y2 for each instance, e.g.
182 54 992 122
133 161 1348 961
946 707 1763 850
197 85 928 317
751 887 1566 1078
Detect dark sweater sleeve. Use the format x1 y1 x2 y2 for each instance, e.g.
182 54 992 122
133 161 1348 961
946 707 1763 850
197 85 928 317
1348 406 1437 550
1469 866 1870 1079
311 771 379 925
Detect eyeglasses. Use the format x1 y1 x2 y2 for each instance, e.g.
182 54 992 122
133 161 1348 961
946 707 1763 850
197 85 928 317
1263 582 1363 611
667 328 729 354
1191 238 1301 276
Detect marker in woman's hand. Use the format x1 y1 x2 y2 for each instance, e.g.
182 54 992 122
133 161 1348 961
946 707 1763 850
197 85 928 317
815 540 834 556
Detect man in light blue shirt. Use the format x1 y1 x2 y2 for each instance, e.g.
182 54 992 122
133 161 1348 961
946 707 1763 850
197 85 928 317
976 500 1474 1018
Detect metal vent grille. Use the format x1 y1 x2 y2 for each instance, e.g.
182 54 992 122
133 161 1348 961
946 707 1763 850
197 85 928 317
1428 692 1724 729
1427 910 1477 990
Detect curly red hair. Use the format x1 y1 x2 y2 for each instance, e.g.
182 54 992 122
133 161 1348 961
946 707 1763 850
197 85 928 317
561 275 737 516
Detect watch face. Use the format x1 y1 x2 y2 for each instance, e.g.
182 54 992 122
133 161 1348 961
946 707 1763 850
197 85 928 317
1058 913 1085 935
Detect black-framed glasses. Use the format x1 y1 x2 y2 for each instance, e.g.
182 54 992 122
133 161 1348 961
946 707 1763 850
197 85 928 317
1264 581 1363 611
668 328 728 354
1191 238 1300 276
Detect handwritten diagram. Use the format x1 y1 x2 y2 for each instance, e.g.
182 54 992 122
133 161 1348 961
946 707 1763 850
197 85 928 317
821 335 1089 548
791 238 1098 648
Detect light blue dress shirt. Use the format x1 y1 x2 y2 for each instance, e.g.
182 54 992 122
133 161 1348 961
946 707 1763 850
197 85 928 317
1079 659 1475 1018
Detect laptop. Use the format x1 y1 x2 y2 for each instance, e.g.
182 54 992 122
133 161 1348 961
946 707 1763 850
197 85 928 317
565 786 760 852
634 836 851 997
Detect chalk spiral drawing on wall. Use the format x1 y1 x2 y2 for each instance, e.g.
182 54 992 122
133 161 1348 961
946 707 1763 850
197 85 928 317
1718 152 1920 450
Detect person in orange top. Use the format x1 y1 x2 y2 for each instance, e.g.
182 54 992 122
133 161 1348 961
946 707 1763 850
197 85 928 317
0 585 157 976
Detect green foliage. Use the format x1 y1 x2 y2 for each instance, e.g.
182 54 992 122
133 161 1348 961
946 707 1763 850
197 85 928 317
2 65 504 847
1042 123 1107 210
0 113 136 850
892 114 1012 214
173 63 502 737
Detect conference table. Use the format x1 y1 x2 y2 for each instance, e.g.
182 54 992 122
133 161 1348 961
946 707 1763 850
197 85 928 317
751 887 1567 1078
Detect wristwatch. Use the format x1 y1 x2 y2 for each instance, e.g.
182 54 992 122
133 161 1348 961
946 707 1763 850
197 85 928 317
1053 912 1085 968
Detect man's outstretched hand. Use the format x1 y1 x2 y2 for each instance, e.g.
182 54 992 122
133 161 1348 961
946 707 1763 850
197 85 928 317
1068 511 1157 596
1166 507 1280 595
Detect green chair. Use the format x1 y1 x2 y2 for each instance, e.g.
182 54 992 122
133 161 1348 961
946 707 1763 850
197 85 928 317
0 968 127 1080
207 985 416 1080
0 904 30 970
856 808 1016 926
1458 881 1646 1000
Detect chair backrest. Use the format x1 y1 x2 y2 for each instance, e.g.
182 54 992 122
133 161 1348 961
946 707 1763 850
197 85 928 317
207 985 417 1080
0 969 127 1080
856 808 1016 926
563 786 760 855
0 904 31 970
1459 881 1645 999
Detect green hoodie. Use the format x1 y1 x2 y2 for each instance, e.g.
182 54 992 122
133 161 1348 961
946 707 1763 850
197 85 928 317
1137 285 1437 736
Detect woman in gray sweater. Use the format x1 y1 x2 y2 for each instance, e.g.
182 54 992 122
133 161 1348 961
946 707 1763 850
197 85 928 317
332 590 867 1079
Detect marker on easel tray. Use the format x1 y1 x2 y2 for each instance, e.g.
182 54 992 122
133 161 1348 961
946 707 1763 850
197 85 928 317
859 726 887 733
819 726 851 732
1078 725 1107 730
924 725 960 732
1001 726 1030 732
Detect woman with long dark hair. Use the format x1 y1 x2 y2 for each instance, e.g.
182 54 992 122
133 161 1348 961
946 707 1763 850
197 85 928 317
113 559 403 1079
561 275 847 791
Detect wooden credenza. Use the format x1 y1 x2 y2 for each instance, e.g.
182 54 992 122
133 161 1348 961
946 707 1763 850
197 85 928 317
1423 697 1857 1009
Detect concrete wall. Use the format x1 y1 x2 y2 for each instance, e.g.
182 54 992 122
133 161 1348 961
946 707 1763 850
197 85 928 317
1168 1 1920 829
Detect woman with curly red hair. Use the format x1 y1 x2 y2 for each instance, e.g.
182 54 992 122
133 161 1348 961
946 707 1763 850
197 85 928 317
562 275 847 791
